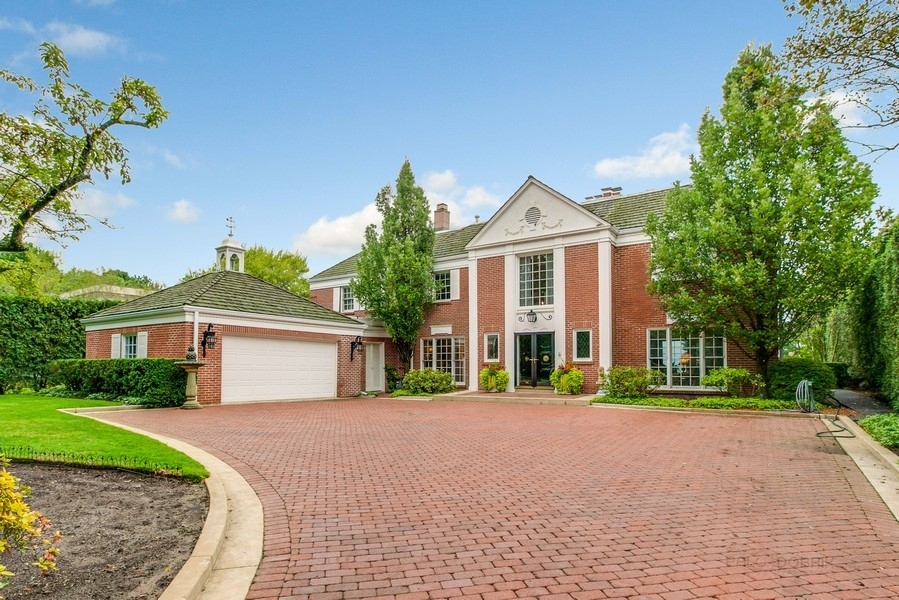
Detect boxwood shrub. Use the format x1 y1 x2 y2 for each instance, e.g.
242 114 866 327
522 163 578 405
48 358 187 407
401 369 455 395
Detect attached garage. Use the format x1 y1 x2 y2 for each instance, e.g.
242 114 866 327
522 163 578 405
221 336 337 403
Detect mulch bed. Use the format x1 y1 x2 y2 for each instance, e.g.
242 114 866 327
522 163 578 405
3 462 207 600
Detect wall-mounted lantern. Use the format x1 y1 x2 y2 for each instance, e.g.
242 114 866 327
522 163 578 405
201 323 217 357
350 335 364 361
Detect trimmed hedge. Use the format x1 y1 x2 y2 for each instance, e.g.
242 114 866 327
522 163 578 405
48 358 187 407
825 362 850 389
599 366 665 399
0 295 118 393
767 357 837 401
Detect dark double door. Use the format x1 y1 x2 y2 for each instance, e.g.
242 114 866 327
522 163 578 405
517 333 554 387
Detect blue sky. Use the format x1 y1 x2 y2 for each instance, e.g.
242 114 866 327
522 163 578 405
2 1 897 286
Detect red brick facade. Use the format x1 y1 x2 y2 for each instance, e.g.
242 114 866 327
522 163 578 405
565 243 600 393
611 243 668 367
477 257 505 381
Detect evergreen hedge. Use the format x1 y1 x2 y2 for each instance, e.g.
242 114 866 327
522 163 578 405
851 221 899 407
0 295 117 392
48 358 187 407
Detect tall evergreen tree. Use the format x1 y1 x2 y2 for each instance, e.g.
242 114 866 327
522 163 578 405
646 44 877 393
352 160 435 372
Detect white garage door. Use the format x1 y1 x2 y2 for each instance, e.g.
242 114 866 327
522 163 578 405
221 336 337 403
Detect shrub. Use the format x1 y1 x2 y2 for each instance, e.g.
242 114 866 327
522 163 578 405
548 363 585 394
401 369 455 395
384 365 402 392
825 362 850 389
700 368 764 397
478 365 510 391
47 359 187 407
859 413 899 448
0 457 62 594
599 366 665 399
768 357 837 400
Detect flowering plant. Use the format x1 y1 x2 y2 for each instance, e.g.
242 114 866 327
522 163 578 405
549 362 585 394
478 364 510 392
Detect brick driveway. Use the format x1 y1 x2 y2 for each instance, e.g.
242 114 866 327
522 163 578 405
101 400 899 599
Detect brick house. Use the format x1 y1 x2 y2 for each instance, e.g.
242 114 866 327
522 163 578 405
310 176 753 394
83 236 366 405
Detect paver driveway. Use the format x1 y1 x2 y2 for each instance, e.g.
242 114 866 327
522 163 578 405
100 400 899 599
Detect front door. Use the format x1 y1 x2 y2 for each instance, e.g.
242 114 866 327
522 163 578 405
365 343 385 392
516 333 554 387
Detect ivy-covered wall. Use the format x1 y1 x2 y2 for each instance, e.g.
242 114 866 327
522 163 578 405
852 222 899 407
0 296 118 392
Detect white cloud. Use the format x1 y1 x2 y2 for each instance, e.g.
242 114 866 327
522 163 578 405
0 18 37 35
72 188 135 219
425 170 457 192
296 170 503 269
168 200 200 223
822 90 868 128
293 203 382 259
594 124 696 180
422 169 502 225
44 22 122 56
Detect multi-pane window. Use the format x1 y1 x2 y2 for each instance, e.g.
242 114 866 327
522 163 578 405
122 334 138 359
434 271 451 301
648 328 725 387
421 337 466 385
519 253 553 307
574 330 592 361
341 286 355 312
485 333 499 362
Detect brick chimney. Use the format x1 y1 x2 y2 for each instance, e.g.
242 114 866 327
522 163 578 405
434 203 450 231
601 186 622 198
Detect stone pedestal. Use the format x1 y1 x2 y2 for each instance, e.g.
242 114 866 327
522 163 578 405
175 360 205 409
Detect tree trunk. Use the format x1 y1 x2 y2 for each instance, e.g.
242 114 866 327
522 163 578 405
396 340 413 375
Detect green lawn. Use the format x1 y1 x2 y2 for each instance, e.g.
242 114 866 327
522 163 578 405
0 395 208 482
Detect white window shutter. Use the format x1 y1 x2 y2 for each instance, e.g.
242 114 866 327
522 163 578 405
450 269 460 301
137 332 148 358
111 334 121 358
333 287 341 311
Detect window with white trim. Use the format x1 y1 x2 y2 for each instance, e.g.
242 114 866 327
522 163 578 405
648 328 725 387
519 253 553 307
573 329 592 361
484 333 499 362
341 286 356 312
434 271 451 301
421 337 466 385
111 332 147 359
123 334 138 359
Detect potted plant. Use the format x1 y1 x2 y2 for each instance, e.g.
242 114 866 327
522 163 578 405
549 362 585 395
479 364 510 392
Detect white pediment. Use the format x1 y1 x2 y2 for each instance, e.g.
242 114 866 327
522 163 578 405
467 177 611 250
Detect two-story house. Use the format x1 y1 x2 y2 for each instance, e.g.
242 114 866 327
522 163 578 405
310 176 752 394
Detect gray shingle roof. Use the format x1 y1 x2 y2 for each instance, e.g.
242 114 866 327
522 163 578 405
582 187 672 230
85 270 361 325
310 222 486 281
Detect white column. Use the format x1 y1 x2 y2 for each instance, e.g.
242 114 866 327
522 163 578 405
554 246 566 365
467 258 479 391
505 253 517 390
598 240 613 370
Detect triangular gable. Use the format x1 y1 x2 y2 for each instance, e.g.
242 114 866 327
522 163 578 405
466 176 611 251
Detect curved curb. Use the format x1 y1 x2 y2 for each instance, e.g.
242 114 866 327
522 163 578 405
829 415 899 523
71 411 263 600
590 401 818 418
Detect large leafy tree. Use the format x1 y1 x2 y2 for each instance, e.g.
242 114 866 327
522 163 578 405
784 0 899 153
181 244 310 296
351 160 435 372
0 246 162 297
0 42 168 252
646 45 877 392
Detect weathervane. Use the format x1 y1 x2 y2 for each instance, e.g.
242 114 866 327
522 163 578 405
226 216 235 237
